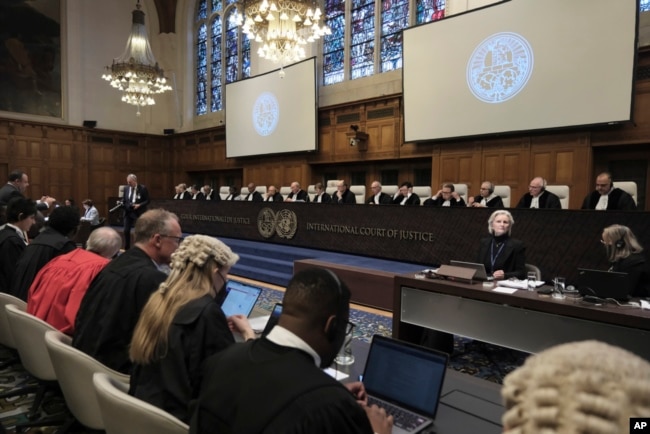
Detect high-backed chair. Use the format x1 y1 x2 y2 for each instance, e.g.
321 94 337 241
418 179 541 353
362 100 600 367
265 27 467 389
382 185 399 199
219 186 230 200
453 184 469 203
45 330 130 431
349 185 366 204
93 373 189 434
616 181 638 205
325 180 343 196
118 185 127 198
411 186 432 204
494 185 511 208
0 304 70 430
0 293 27 369
307 184 317 201
545 185 570 209
279 186 292 198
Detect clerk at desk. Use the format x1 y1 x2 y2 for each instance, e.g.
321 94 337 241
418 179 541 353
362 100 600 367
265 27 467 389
477 210 526 280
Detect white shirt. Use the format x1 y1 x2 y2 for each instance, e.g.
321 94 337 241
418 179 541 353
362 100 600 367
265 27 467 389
480 194 496 206
442 199 451 207
399 193 411 205
266 325 321 368
595 193 609 210
530 196 540 208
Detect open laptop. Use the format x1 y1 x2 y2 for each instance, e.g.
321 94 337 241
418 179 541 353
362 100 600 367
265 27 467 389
220 280 263 317
449 260 493 281
576 268 634 300
363 335 449 434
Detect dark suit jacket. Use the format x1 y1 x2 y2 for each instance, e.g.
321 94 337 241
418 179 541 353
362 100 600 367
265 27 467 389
477 236 526 280
287 190 310 202
0 183 23 206
366 192 393 205
312 192 331 203
516 190 561 209
244 191 263 202
331 189 356 204
581 188 636 211
392 193 421 206
423 196 466 207
265 193 284 202
471 195 504 208
123 184 150 218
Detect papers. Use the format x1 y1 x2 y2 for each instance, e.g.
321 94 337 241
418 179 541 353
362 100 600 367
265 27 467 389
641 300 650 310
248 315 270 333
492 286 518 294
496 279 545 290
324 367 349 381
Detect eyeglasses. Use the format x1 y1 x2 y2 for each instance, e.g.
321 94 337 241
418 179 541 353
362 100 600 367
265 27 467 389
160 234 184 244
479 188 490 191
345 321 356 336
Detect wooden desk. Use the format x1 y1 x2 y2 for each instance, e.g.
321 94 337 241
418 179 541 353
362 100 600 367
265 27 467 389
393 273 650 360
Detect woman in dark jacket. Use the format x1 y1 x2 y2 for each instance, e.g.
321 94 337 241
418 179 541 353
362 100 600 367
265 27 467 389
477 209 526 280
601 224 650 297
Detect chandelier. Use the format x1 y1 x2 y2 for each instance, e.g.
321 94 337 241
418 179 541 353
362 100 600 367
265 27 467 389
232 0 331 65
101 1 172 115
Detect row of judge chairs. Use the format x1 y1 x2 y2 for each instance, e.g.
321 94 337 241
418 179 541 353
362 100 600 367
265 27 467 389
0 293 188 434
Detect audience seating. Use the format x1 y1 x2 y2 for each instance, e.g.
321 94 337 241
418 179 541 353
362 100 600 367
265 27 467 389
545 185 570 209
453 184 469 203
616 181 638 205
93 373 189 434
219 186 230 200
350 185 366 204
411 186 432 205
0 293 26 369
0 304 70 431
494 185 511 208
45 330 130 431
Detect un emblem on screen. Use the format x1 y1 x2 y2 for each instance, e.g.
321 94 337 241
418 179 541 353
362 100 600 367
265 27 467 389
466 32 533 103
252 92 280 136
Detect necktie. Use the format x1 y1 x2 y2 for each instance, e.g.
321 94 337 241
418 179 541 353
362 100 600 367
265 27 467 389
131 187 136 203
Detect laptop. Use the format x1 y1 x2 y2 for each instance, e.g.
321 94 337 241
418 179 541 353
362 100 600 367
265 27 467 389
220 280 263 317
576 268 634 300
449 260 493 281
362 335 449 434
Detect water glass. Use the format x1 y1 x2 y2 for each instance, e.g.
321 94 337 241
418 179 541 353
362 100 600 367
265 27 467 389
526 271 537 291
335 332 355 365
552 277 566 299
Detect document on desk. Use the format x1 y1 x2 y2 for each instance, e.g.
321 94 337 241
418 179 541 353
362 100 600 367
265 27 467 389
324 367 349 381
492 286 518 294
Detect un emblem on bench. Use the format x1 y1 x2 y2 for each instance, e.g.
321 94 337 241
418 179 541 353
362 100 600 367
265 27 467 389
257 208 297 240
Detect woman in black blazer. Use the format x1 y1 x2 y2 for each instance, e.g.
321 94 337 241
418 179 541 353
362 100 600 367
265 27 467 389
477 210 526 280
601 224 650 297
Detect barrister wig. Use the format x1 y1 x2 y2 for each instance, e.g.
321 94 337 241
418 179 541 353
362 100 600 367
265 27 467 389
501 340 650 434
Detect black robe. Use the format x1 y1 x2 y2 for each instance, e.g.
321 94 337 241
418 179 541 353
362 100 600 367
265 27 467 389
10 227 76 301
190 338 374 434
423 196 467 207
516 190 562 209
365 192 393 205
470 195 504 208
392 193 421 206
312 192 332 203
0 227 26 293
581 188 637 211
72 246 167 373
331 189 356 204
611 252 650 297
129 295 236 423
244 191 264 202
477 236 526 280
286 190 310 202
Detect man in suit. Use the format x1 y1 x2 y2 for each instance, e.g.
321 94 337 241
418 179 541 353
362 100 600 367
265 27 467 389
285 182 309 202
392 182 420 206
0 170 53 215
365 181 392 205
424 183 466 207
516 177 562 209
332 180 356 204
468 181 504 208
123 173 150 250
244 183 263 202
581 172 636 211
265 185 284 202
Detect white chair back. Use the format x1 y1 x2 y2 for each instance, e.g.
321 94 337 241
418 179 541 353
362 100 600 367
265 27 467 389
349 185 366 204
279 186 292 198
545 185 570 209
382 185 399 199
616 181 638 205
0 293 26 348
494 185 511 208
93 373 189 434
453 184 469 203
411 186 432 205
219 186 230 200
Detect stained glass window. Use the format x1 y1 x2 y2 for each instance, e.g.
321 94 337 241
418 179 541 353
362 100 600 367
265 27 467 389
196 2 249 115
380 0 408 72
323 0 345 85
350 0 375 80
642 0 650 11
416 0 445 25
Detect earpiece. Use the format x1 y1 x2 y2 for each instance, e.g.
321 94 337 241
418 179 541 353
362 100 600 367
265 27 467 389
615 238 625 249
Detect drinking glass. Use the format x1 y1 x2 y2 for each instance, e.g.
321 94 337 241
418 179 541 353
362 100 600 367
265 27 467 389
334 322 355 365
526 271 537 291
552 277 566 299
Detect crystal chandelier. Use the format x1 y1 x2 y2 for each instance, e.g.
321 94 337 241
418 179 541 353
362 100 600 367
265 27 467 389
101 1 172 115
232 0 331 65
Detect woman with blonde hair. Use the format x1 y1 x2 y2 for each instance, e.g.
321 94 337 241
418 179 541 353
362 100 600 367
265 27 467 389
476 210 526 280
129 234 255 423
601 224 649 297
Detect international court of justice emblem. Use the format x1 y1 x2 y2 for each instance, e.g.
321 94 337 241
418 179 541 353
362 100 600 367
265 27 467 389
275 209 297 239
466 32 533 104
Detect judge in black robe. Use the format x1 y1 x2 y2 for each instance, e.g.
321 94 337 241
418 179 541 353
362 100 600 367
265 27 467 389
581 188 636 211
516 190 561 209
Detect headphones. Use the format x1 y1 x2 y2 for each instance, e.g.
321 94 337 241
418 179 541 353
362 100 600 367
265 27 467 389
487 182 494 194
323 269 347 342
615 238 625 249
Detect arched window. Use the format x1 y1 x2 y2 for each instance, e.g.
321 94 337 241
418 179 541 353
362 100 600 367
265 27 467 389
195 0 251 115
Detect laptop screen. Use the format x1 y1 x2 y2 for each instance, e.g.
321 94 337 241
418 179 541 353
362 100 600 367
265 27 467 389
363 335 448 418
220 280 263 317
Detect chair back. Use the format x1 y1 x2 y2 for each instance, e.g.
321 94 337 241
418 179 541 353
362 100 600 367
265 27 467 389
219 186 230 200
5 304 57 381
118 185 128 198
0 293 27 348
616 181 638 205
493 185 511 208
349 185 366 204
453 184 469 203
279 186 292 198
545 185 570 209
93 373 189 434
381 185 399 199
525 263 542 281
45 330 130 430
411 186 432 204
